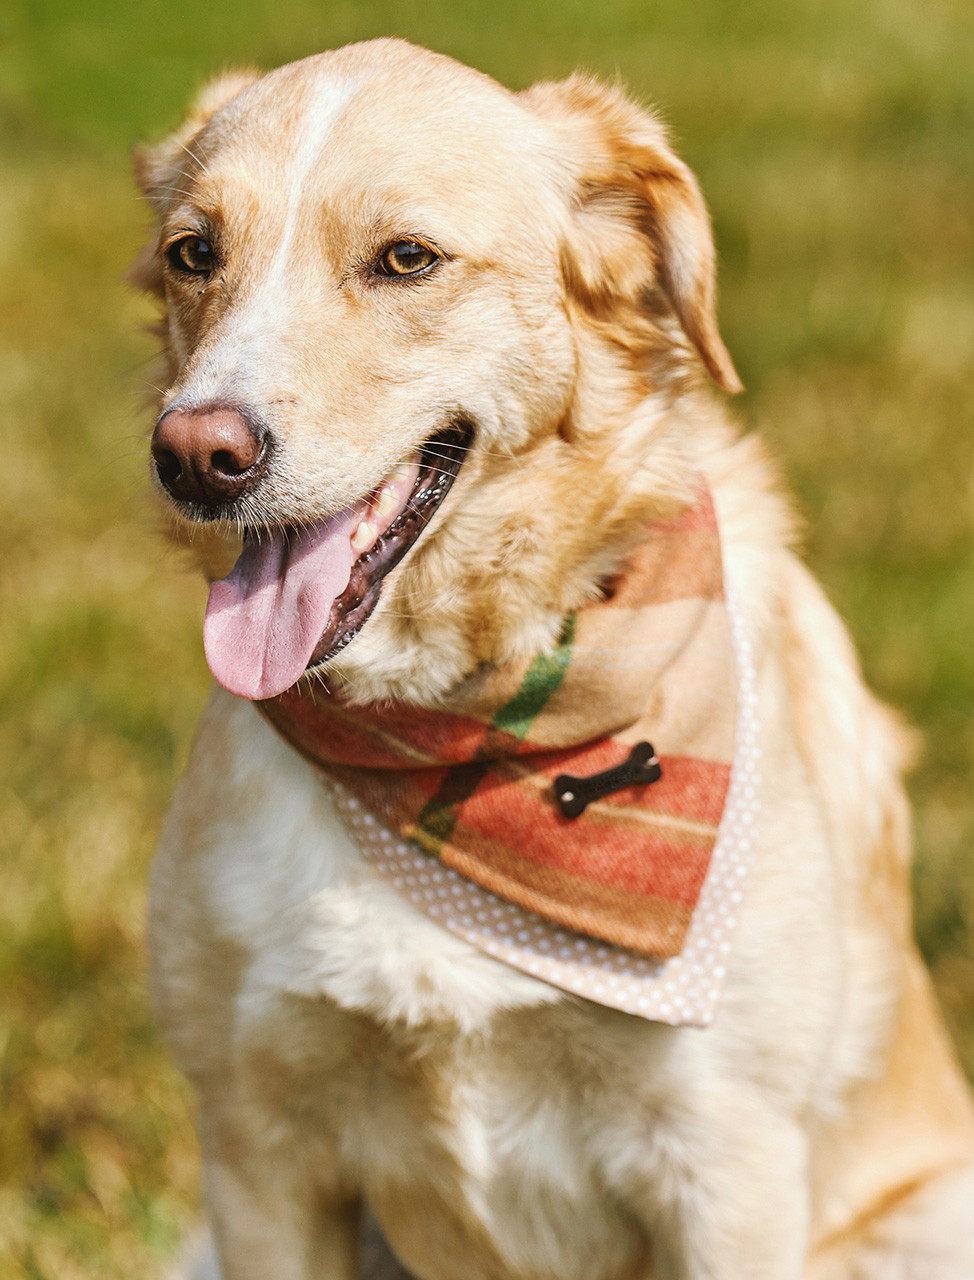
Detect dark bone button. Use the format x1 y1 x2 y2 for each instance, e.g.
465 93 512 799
553 742 662 819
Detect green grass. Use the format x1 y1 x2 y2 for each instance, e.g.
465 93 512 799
2 0 973 1273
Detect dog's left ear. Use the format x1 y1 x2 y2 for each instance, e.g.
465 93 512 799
521 75 742 393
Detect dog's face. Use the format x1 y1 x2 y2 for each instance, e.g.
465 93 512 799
134 39 739 704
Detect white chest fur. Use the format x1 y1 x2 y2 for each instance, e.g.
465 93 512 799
157 689 564 1029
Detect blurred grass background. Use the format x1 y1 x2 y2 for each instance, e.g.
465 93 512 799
1 0 972 1274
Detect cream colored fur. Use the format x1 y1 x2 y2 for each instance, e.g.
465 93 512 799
137 39 974 1280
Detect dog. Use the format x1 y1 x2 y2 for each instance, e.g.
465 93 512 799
133 39 974 1280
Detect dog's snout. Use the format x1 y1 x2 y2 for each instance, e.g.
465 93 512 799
151 406 268 507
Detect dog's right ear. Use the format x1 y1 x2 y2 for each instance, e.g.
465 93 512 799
132 70 260 213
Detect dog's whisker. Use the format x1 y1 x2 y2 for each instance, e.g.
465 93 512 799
155 184 202 202
176 140 212 179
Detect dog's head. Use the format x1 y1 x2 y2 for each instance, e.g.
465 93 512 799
133 39 739 704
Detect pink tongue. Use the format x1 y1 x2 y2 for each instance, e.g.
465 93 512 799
203 508 362 701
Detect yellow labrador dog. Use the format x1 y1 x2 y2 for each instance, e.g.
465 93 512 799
135 39 974 1280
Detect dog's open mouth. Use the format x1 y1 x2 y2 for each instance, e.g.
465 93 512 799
203 421 472 700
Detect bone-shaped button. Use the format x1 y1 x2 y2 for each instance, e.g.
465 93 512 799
554 742 662 819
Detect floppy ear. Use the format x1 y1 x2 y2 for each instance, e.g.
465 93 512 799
132 69 260 212
521 75 742 393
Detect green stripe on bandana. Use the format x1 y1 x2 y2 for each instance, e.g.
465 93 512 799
412 613 576 851
490 613 576 741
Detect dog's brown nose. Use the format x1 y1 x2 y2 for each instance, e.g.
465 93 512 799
152 406 268 507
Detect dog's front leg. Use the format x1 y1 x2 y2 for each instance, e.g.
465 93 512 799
624 1101 810 1280
149 690 375 1279
200 1125 361 1280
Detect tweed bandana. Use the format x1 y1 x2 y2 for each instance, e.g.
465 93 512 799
259 484 740 963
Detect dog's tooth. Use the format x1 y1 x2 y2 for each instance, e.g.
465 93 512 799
389 462 413 484
351 519 377 554
374 485 400 518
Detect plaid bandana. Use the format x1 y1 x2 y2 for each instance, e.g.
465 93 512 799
259 484 738 962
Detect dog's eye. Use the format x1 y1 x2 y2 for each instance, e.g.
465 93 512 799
166 235 216 276
377 241 437 277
